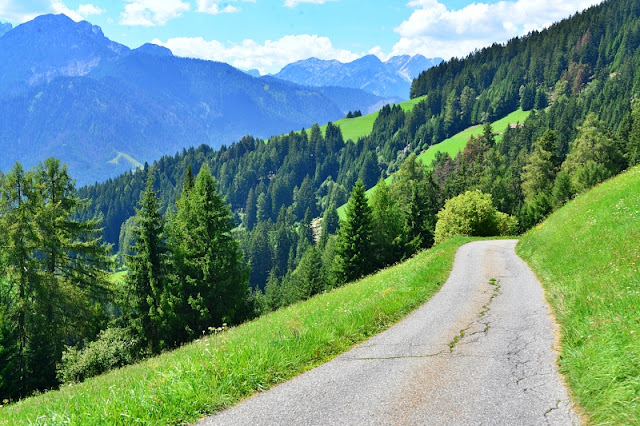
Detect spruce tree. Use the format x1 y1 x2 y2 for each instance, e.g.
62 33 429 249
167 164 250 341
334 179 374 284
126 171 167 353
319 202 339 248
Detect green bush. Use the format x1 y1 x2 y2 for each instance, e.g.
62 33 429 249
57 327 143 384
434 190 517 244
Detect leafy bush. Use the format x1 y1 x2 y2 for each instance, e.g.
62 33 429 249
434 190 517 244
57 327 143 384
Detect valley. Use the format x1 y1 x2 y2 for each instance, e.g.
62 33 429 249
1 0 640 423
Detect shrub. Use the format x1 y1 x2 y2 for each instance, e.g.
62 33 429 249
57 327 143 384
434 190 517 244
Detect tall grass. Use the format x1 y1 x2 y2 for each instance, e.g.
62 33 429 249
1 237 469 425
517 167 640 424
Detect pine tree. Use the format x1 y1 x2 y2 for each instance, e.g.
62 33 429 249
293 246 326 299
296 208 314 260
521 130 560 219
562 114 624 194
244 187 257 230
392 155 441 253
126 171 167 353
0 163 37 399
334 179 374 284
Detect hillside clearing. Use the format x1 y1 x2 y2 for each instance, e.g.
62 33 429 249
315 96 426 142
416 108 531 167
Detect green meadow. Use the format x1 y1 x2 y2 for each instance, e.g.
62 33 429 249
317 96 427 142
337 109 531 219
416 108 531 167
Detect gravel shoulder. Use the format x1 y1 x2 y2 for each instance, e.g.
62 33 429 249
200 240 580 425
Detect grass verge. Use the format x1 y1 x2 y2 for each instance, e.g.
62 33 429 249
1 237 471 425
517 166 640 424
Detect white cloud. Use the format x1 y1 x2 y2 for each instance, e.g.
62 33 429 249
392 0 605 59
283 0 336 8
76 4 105 17
196 0 255 15
0 0 104 23
153 34 360 74
120 0 190 26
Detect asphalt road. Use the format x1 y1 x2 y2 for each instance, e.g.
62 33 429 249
200 240 581 425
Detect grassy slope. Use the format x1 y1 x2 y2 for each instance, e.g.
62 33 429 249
517 166 640 424
1 237 471 425
318 96 426 142
107 152 143 170
416 108 531 167
337 109 531 219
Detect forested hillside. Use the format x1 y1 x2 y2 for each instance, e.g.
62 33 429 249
3 0 640 404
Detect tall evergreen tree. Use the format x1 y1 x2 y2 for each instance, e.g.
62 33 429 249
319 202 339 248
126 171 167 353
167 164 250 342
0 160 112 400
561 113 625 194
392 155 441 252
334 179 374 284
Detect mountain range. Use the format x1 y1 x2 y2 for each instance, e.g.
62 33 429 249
274 54 443 100
0 14 400 185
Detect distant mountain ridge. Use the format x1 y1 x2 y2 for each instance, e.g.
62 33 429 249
274 54 443 99
0 14 394 185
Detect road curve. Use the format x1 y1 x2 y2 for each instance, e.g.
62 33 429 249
200 240 580 425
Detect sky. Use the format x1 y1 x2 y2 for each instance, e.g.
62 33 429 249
0 0 604 74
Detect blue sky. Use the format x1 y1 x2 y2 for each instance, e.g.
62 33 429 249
0 0 603 74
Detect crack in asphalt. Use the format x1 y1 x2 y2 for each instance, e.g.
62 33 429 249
448 277 501 352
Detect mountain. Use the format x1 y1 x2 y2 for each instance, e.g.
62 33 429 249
273 54 443 99
0 14 128 96
0 21 12 37
0 14 386 185
244 69 261 77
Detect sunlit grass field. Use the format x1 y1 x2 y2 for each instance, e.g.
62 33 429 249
517 166 640 424
416 108 531 167
318 96 426 142
1 237 471 425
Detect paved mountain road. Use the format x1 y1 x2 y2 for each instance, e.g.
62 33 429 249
200 240 580 425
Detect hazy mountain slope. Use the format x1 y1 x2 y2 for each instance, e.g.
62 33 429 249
261 75 400 115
